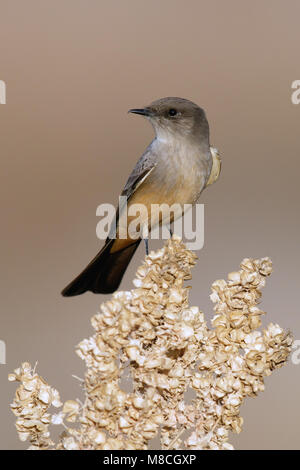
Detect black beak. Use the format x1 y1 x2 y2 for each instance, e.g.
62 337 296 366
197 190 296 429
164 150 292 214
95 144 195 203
128 107 151 116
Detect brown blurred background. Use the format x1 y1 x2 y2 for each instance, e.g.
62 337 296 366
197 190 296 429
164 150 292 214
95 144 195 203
0 0 299 449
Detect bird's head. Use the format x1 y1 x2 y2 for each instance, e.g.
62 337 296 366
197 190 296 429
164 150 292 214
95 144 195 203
129 97 209 143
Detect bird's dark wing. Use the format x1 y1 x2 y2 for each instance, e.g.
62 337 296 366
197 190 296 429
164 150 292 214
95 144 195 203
106 146 157 241
121 146 157 199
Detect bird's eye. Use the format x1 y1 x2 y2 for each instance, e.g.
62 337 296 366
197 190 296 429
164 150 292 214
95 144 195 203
168 108 177 117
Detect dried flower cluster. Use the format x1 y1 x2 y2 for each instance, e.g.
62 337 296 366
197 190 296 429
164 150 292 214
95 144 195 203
9 236 292 450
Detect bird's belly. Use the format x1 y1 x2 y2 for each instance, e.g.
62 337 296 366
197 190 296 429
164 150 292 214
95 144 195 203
125 163 206 232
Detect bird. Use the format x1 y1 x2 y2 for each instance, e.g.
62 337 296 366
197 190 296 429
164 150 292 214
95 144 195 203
61 97 221 296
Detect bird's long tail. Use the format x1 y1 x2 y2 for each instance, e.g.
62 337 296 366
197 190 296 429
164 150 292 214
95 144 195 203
61 238 141 296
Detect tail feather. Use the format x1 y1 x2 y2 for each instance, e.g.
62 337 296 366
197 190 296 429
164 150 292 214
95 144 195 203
61 239 141 296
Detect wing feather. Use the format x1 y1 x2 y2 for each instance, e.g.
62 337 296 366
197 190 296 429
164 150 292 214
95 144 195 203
107 145 157 241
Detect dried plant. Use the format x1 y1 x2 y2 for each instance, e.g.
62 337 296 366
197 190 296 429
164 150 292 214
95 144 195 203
9 236 292 450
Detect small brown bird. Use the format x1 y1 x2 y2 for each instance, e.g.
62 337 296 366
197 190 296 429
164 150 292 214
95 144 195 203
62 97 221 296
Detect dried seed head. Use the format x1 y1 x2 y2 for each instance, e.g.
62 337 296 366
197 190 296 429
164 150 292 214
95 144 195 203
9 237 292 450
